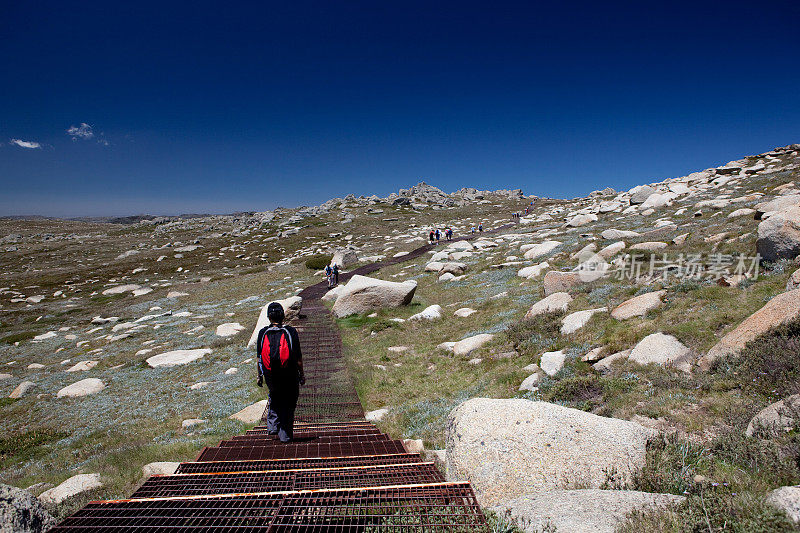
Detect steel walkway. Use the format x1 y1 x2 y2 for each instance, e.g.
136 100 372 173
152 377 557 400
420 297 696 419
50 225 513 531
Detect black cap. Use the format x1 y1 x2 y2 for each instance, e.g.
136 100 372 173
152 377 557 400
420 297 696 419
268 302 285 323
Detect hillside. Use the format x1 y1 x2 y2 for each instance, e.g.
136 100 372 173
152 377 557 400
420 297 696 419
2 144 800 531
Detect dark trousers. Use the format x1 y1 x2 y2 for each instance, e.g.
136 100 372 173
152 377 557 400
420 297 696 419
265 377 299 442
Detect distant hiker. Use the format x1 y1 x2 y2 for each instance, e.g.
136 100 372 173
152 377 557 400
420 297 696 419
478 223 483 233
332 263 340 285
256 302 305 443
429 230 435 244
435 229 440 243
446 228 452 241
324 264 333 288
471 226 475 234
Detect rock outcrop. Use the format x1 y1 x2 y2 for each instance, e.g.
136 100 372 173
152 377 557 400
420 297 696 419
0 483 56 533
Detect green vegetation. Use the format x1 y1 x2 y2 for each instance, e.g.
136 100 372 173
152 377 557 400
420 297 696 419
0 429 66 468
1 330 37 344
304 253 332 270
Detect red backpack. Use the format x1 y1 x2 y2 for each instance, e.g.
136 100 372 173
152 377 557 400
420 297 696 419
259 326 293 373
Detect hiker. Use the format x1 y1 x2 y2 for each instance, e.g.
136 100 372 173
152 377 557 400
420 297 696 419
471 226 475 234
478 223 483 233
256 302 305 443
446 228 452 241
332 263 339 286
435 229 440 244
429 230 435 244
324 264 333 288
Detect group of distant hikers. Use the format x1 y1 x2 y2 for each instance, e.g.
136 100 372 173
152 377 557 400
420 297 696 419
324 263 339 288
428 224 487 244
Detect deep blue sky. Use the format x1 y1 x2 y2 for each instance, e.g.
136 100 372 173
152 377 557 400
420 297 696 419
1 1 798 217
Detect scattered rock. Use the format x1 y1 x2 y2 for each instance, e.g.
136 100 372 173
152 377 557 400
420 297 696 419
146 348 211 368
788 269 800 291
39 474 103 505
494 489 684 533
543 271 582 295
630 241 667 251
629 333 691 372
611 290 666 320
215 322 245 337
454 308 477 317
408 304 442 321
592 350 631 373
446 398 655 506
601 229 640 240
453 334 494 356
539 350 566 376
560 308 606 335
56 378 105 398
181 419 206 429
767 486 800 524
630 185 656 204
230 400 268 423
101 284 140 296
9 381 35 398
746 395 800 437
365 408 389 422
65 360 99 372
141 462 180 477
523 241 562 261
525 292 572 318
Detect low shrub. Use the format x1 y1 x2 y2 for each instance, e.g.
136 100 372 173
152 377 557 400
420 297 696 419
711 317 800 400
0 330 37 344
0 429 66 467
304 254 332 270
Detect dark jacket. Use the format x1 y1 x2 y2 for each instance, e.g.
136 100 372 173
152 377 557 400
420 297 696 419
256 323 303 385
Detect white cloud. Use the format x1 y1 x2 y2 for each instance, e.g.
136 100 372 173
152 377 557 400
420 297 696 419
67 123 94 140
9 139 41 149
97 138 109 146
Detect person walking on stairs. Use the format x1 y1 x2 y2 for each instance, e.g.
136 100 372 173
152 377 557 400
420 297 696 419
256 302 305 443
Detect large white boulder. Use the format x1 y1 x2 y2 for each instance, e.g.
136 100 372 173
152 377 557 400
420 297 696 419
453 334 494 356
247 296 303 347
146 349 211 368
523 241 562 261
39 474 103 504
565 214 598 227
757 206 800 261
629 333 691 371
56 378 105 398
494 489 684 533
446 399 655 506
525 292 572 318
330 248 358 268
331 275 417 318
